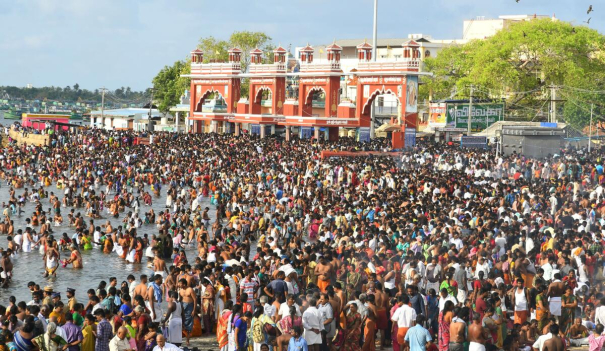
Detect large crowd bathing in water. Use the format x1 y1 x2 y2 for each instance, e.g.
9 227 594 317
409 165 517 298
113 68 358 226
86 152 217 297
1 124 605 351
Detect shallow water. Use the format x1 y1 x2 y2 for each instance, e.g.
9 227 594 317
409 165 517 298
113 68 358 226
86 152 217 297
0 114 213 305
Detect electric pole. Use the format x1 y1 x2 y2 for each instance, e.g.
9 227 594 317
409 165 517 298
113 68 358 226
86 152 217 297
550 85 557 123
99 87 107 128
148 89 156 132
467 85 474 135
372 0 378 62
589 103 594 153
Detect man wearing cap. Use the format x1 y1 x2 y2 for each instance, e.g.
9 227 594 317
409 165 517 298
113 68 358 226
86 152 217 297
42 286 54 308
66 288 77 312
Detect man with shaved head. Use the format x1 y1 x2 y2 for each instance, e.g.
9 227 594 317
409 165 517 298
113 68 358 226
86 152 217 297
153 334 181 350
109 326 133 351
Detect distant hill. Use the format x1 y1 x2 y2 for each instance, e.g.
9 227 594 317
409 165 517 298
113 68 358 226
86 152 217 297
0 85 151 104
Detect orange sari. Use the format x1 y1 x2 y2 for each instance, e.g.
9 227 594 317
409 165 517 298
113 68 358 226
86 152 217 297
217 310 232 349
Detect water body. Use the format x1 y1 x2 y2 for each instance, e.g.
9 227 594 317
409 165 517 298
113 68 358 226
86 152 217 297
0 115 215 305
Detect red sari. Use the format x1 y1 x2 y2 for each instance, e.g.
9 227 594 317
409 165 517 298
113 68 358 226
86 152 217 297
438 311 450 351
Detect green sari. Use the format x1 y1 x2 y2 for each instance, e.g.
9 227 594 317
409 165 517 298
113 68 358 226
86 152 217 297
560 294 576 336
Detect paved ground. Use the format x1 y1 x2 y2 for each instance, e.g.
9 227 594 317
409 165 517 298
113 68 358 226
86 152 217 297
179 336 588 351
181 335 219 350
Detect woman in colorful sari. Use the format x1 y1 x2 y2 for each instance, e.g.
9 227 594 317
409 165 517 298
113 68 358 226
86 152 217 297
439 301 454 351
32 322 66 351
560 286 578 336
535 286 550 331
81 314 96 351
343 303 362 351
439 272 458 298
493 296 506 348
276 306 302 351
64 245 83 269
218 301 233 351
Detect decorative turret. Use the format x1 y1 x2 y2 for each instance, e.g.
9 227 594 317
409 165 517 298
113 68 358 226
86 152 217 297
356 41 373 62
191 49 203 63
228 48 242 63
300 44 314 64
250 48 263 64
273 46 287 63
326 42 342 62
402 40 420 59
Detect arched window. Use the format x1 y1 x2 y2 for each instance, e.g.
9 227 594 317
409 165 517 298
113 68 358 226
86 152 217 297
424 50 431 58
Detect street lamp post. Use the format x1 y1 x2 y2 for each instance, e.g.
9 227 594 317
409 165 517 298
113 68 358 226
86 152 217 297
373 0 378 62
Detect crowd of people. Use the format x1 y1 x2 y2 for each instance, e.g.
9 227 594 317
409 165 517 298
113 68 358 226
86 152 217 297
0 124 604 351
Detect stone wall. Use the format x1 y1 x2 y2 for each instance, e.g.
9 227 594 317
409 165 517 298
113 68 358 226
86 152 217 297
9 130 50 146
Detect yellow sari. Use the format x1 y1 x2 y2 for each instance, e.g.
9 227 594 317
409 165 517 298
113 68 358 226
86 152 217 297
81 324 95 351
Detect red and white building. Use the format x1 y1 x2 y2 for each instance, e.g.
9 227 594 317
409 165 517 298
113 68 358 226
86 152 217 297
184 40 429 147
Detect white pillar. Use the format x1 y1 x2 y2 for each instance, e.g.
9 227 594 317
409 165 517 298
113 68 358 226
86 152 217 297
260 125 266 138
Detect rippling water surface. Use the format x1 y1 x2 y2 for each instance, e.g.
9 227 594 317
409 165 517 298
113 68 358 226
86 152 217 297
0 114 211 305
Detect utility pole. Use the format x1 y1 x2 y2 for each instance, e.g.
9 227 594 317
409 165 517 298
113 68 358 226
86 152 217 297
589 103 594 153
467 85 474 135
148 89 155 132
99 87 106 129
550 85 557 123
372 0 378 62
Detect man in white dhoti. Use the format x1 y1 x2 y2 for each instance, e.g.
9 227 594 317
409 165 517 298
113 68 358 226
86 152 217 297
302 297 324 351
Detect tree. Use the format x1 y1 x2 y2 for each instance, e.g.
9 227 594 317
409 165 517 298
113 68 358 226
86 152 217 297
198 36 230 63
229 31 272 72
422 19 605 127
73 83 80 91
152 60 191 113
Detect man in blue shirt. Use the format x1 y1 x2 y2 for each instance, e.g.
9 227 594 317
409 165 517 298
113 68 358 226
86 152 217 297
404 315 432 351
288 326 308 351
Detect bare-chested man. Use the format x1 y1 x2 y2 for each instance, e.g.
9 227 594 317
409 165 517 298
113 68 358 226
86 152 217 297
542 324 565 351
515 251 533 289
547 273 565 320
363 294 378 351
179 278 197 346
449 308 468 351
375 282 390 348
468 312 489 351
152 251 168 279
134 274 149 300
314 256 333 293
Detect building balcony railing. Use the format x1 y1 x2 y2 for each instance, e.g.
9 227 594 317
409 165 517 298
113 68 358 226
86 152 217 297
201 105 228 113
357 59 420 71
191 63 241 75
299 62 342 72
249 63 286 74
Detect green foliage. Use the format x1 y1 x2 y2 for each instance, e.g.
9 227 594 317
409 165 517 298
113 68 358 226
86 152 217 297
423 19 605 126
198 36 230 63
152 60 191 113
229 31 272 71
154 31 273 105
0 85 147 103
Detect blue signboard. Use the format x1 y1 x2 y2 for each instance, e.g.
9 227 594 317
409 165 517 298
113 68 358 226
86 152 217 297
358 127 371 142
460 136 488 149
405 128 416 148
300 127 313 139
251 124 261 135
540 122 558 128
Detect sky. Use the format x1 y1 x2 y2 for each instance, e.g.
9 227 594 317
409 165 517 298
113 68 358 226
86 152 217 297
0 0 601 92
